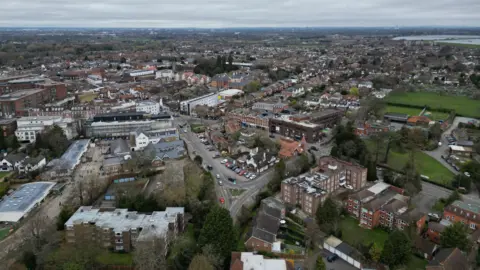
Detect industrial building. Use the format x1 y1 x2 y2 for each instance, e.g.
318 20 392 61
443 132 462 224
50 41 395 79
0 182 56 222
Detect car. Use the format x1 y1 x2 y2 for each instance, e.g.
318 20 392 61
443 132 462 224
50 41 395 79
219 197 225 204
428 213 440 220
309 146 319 151
327 254 338 262
244 172 251 177
221 159 228 164
235 168 241 173
250 174 256 180
269 134 275 138
218 180 223 186
216 174 221 179
206 165 213 170
228 177 236 182
239 170 246 176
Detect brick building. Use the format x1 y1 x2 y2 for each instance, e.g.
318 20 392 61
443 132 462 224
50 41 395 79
355 121 390 136
269 117 323 143
318 156 367 191
65 206 185 253
443 200 480 230
0 119 17 137
227 109 270 129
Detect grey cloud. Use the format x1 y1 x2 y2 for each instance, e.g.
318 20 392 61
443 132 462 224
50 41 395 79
0 0 478 27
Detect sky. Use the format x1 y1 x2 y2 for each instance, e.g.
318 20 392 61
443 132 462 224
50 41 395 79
0 0 479 28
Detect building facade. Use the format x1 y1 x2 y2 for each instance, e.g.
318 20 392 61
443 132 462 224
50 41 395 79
136 100 161 115
269 117 323 143
318 156 367 191
15 116 74 142
180 93 219 115
443 200 480 230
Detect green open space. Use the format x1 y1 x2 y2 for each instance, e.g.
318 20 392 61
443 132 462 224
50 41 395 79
0 182 10 197
190 123 206 133
386 92 480 118
229 189 246 196
365 140 455 186
422 110 449 121
437 42 480 49
339 216 389 249
0 227 11 241
406 255 428 270
96 251 133 266
384 105 422 117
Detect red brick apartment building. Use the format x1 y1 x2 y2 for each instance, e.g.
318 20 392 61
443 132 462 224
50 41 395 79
227 110 270 129
346 182 426 232
443 200 480 230
318 156 367 190
65 207 185 252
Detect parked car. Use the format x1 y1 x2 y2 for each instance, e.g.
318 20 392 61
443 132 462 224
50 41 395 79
218 180 223 186
219 197 225 204
269 134 275 138
239 170 246 176
327 254 338 262
244 172 251 178
216 174 221 179
250 174 256 180
235 168 241 173
221 159 228 164
309 146 319 151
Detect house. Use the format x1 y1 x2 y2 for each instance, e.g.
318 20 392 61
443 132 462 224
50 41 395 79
355 121 390 136
278 137 306 158
414 236 438 260
396 209 427 234
18 156 46 173
229 252 294 270
144 139 185 162
245 148 276 173
443 200 480 230
130 131 150 151
358 81 373 89
426 248 469 270
427 221 447 244
407 116 432 127
0 153 27 171
448 145 474 158
244 197 285 252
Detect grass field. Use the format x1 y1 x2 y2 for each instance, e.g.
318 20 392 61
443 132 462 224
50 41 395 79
422 110 450 121
406 256 428 270
96 252 133 266
386 92 480 118
437 42 480 48
339 216 389 249
0 228 10 241
385 105 422 117
229 189 246 196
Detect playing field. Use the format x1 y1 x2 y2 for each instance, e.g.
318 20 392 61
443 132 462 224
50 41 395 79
386 92 480 118
385 105 422 117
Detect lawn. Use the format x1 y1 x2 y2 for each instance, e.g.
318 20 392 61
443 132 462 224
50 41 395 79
0 182 10 197
0 228 11 240
339 216 389 249
190 123 206 133
229 189 246 196
385 105 422 117
386 92 480 118
422 110 450 121
96 251 133 266
0 172 11 179
387 150 455 186
405 255 428 270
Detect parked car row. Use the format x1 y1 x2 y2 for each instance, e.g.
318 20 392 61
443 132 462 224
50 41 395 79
224 162 257 180
445 135 456 145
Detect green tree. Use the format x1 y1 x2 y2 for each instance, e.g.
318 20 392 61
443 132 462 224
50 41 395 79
349 87 359 96
8 135 20 149
188 254 214 270
245 81 262 93
369 242 381 262
22 251 36 270
194 155 203 165
57 206 75 230
380 230 411 268
429 123 443 141
441 222 471 251
316 256 326 270
0 130 5 151
366 157 377 182
315 197 339 232
452 174 472 193
198 206 236 264
296 153 310 174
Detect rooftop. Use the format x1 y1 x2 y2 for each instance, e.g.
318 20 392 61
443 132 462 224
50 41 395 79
65 206 184 241
0 88 45 101
450 200 480 214
47 139 90 171
0 182 56 222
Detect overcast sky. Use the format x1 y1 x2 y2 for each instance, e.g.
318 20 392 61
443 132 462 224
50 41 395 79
0 0 479 28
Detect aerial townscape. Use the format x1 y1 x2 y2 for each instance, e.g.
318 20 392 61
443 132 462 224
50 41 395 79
0 8 480 270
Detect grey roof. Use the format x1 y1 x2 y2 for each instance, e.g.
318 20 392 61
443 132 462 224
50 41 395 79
23 155 45 166
248 227 277 244
145 140 185 160
48 139 90 171
103 156 127 167
428 248 468 270
252 212 280 236
4 153 27 164
110 139 131 156
0 182 56 222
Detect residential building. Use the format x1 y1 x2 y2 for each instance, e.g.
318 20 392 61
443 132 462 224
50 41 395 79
65 206 185 253
227 109 271 129
244 147 277 173
0 119 17 137
318 156 367 191
15 116 74 142
281 172 329 216
304 109 343 127
126 70 155 77
426 248 469 270
427 221 447 244
444 200 480 230
0 153 27 171
180 93 219 115
136 100 161 115
414 236 438 260
244 197 285 252
230 252 294 270
143 140 186 162
252 102 288 113
448 145 474 158
0 89 54 117
407 115 432 127
18 155 46 173
278 137 306 158
87 75 103 85
355 121 390 136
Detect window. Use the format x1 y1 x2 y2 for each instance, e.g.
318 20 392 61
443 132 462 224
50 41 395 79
470 223 476 229
446 216 450 220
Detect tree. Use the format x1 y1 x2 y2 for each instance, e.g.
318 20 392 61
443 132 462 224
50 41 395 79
316 256 326 270
22 251 36 270
315 197 339 233
441 222 471 251
8 135 20 149
380 230 411 268
245 81 262 93
198 206 236 265
134 236 168 270
296 153 310 174
366 157 377 182
188 254 214 270
349 87 359 96
429 123 443 141
452 174 472 193
0 130 5 151
369 242 382 262
194 155 203 165
57 205 75 230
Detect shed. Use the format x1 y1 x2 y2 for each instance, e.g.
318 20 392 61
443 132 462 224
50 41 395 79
323 236 362 269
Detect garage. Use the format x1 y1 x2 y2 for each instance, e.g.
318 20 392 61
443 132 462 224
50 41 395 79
323 236 362 269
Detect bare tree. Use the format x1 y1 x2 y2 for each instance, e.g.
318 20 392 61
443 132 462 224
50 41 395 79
133 236 169 270
25 214 52 252
74 179 85 205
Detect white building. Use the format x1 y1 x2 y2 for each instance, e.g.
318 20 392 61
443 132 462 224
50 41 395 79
155 69 175 80
130 128 179 151
87 75 103 85
180 92 219 115
127 70 155 77
136 100 161 115
15 116 74 143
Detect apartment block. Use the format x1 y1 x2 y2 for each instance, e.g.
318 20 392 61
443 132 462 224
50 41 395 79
65 206 185 252
443 200 480 230
318 156 367 191
226 109 271 129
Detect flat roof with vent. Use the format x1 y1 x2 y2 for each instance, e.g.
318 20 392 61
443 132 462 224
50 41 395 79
0 181 55 222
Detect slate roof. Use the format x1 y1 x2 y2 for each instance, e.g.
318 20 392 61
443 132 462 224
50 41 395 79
110 139 130 156
4 153 27 164
23 155 45 166
427 248 468 270
145 139 185 160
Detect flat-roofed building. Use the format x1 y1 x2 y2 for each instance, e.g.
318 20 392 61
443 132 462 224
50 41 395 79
269 116 323 143
65 206 185 252
15 116 74 142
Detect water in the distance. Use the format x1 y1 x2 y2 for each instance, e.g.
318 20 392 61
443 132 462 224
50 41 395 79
393 35 480 45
